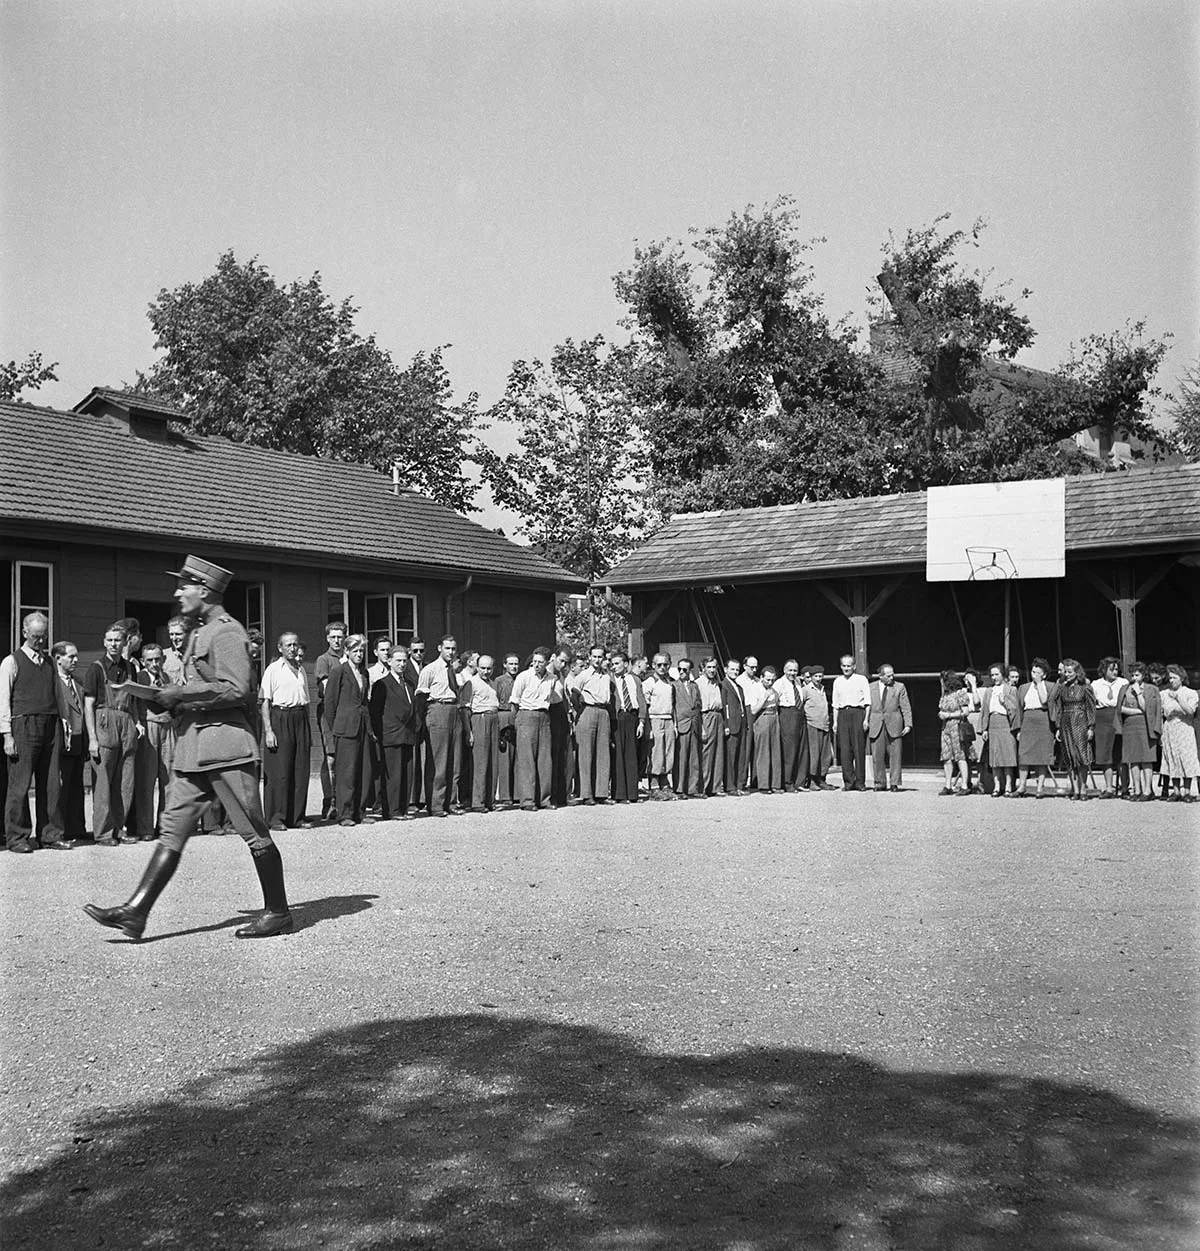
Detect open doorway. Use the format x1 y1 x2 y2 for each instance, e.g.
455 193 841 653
125 599 176 649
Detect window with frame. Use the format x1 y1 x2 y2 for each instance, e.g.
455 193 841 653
13 561 53 652
392 594 418 647
326 588 350 627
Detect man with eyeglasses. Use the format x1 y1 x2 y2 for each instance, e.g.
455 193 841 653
672 657 703 798
642 653 677 800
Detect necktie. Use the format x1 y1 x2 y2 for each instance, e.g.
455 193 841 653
789 678 799 705
617 679 629 712
446 662 458 696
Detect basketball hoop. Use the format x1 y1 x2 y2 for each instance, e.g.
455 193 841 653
966 547 1018 581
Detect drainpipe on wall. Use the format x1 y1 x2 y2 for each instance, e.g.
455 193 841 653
445 575 473 637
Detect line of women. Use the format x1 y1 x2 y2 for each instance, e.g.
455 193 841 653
937 657 1200 802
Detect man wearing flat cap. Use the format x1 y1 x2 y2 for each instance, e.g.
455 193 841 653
83 556 292 941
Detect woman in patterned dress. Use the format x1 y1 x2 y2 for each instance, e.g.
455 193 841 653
1158 665 1199 802
1049 658 1096 801
937 670 972 795
1016 658 1058 799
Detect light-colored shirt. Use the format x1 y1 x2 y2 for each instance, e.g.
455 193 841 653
802 685 830 730
163 649 186 683
417 658 459 703
642 674 674 717
463 675 501 714
0 645 47 734
260 656 310 708
832 672 871 710
1023 682 1049 710
510 669 555 711
739 674 767 716
367 660 389 690
572 666 613 706
696 674 724 712
613 674 641 712
980 685 1011 721
1092 676 1127 708
772 675 803 708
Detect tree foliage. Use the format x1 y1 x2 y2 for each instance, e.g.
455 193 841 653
1168 357 1200 461
608 203 1173 516
1 352 58 402
139 252 478 512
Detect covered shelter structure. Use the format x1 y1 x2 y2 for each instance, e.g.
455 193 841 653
602 465 1200 765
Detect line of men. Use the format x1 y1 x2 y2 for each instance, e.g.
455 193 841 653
289 628 916 823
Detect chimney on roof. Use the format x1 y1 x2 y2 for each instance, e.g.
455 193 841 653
391 464 400 495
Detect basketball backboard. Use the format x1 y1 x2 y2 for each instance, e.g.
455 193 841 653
926 479 1066 581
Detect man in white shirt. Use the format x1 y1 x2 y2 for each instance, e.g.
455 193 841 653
571 645 614 804
462 654 501 812
510 649 556 810
367 637 392 690
260 631 314 830
642 654 677 800
609 652 647 803
738 657 766 791
832 654 871 791
773 658 811 792
416 635 462 817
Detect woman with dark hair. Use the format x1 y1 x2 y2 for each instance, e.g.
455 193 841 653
1049 659 1096 800
1091 657 1127 798
1119 662 1161 801
937 670 972 795
753 665 783 793
1016 658 1058 798
979 662 1020 796
962 668 988 795
1158 664 1199 801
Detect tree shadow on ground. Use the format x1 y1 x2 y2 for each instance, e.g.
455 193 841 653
4 1016 1196 1250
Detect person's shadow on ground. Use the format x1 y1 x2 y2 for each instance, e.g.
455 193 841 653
120 893 379 943
3 1015 1196 1250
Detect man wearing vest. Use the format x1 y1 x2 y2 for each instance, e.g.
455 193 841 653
1 611 69 852
84 555 292 941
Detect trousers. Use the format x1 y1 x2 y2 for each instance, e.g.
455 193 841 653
4 713 62 847
575 704 611 800
515 708 552 806
158 763 273 853
263 706 311 826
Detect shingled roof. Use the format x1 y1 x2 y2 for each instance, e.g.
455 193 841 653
603 464 1200 589
0 400 581 590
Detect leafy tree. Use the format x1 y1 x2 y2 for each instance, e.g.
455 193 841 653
476 335 653 645
139 252 478 512
1168 357 1200 460
1 352 58 402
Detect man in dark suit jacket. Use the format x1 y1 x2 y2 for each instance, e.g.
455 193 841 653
53 640 87 842
609 652 648 803
404 639 425 809
369 646 418 819
721 658 747 796
323 635 376 826
867 663 913 791
672 658 703 798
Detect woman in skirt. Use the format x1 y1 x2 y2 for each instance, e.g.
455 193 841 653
753 665 783 793
1119 662 1161 801
1091 656 1127 798
937 670 972 795
1017 658 1058 798
1050 659 1096 801
979 662 1020 796
1158 665 1199 802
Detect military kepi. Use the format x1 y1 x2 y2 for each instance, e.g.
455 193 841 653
167 555 234 595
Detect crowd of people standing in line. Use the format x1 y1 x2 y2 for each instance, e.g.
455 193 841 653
4 611 1200 853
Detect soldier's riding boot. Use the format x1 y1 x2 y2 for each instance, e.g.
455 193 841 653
83 844 181 941
235 843 293 939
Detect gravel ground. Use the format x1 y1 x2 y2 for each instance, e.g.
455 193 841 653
2 772 1197 1249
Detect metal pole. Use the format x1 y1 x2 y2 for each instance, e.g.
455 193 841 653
1003 580 1011 668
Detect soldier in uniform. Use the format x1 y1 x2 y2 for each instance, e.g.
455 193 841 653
83 556 292 941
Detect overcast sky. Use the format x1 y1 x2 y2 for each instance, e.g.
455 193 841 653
3 0 1196 523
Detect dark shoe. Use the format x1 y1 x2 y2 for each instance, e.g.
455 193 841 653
41 841 73 851
938 787 954 796
9 841 34 854
236 844 291 938
296 820 314 829
234 910 293 939
269 821 287 832
519 802 536 812
83 845 181 941
95 837 119 847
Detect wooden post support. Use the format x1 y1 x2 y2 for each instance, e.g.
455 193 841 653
816 575 905 676
1085 559 1176 676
